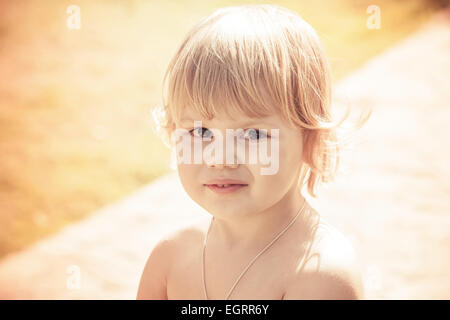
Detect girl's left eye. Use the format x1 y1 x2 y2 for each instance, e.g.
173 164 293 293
189 127 213 139
244 129 269 141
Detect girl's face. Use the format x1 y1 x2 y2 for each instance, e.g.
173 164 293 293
174 108 304 220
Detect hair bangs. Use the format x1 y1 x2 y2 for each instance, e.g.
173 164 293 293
163 8 294 126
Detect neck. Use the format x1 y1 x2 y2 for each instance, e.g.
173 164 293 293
209 186 308 252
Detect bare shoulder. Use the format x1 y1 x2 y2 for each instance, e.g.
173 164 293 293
284 217 365 300
136 215 211 300
166 215 211 247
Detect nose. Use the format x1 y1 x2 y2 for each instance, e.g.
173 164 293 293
205 151 239 169
205 130 240 169
207 160 239 169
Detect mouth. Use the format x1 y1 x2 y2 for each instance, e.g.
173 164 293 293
203 184 248 194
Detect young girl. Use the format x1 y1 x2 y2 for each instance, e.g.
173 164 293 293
137 4 368 300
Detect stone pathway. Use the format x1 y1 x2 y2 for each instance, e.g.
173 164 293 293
0 8 449 299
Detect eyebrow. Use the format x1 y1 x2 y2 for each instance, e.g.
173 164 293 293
179 118 277 127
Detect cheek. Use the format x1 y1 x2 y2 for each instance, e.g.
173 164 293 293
259 141 301 188
280 133 303 165
244 136 301 176
247 152 294 191
177 164 201 191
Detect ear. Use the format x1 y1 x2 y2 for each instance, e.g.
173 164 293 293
296 162 308 188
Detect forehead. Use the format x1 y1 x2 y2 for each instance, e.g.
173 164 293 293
178 109 283 127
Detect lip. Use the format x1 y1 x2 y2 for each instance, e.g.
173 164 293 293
203 179 248 195
204 179 248 185
204 184 248 194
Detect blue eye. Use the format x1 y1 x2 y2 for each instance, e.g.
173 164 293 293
190 127 213 139
188 127 270 141
244 129 269 141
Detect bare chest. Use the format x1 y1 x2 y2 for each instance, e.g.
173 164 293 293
166 238 304 300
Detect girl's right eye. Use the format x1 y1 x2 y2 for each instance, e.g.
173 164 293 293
189 127 213 139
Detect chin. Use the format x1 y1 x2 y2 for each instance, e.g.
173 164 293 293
211 207 252 219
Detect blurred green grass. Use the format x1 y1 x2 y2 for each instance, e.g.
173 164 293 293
0 0 442 259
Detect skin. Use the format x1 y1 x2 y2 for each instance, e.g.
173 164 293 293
137 107 364 300
174 107 306 252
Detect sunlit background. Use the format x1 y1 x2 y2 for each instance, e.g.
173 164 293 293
0 0 448 299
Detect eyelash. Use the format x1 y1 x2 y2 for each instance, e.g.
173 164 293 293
188 127 270 141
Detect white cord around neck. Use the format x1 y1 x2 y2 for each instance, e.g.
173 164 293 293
201 198 307 300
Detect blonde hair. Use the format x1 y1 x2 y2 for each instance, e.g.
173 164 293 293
152 4 371 198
